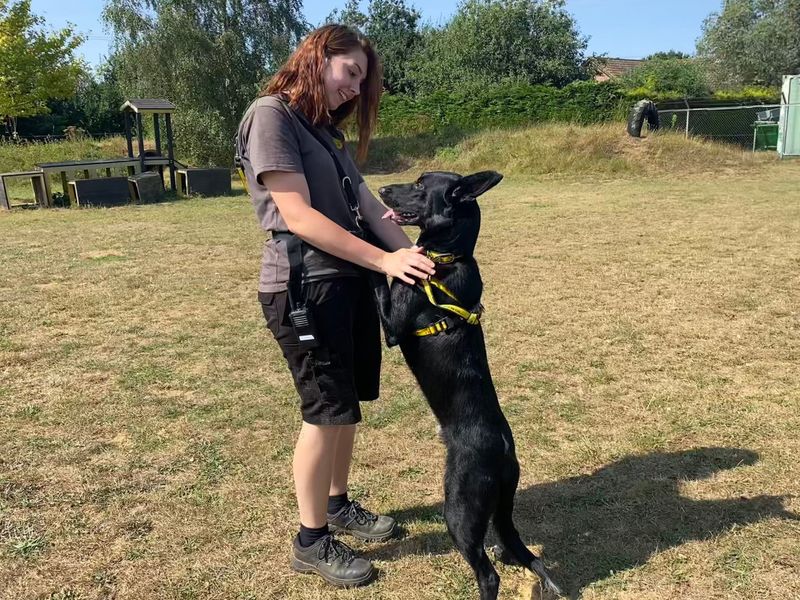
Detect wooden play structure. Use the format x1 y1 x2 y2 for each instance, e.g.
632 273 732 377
121 98 178 191
1 98 233 209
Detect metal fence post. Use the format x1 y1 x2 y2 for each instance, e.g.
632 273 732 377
684 100 691 139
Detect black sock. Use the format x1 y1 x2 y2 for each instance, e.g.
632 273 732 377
327 492 349 515
298 523 329 548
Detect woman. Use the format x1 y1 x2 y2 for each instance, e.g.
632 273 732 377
237 25 435 587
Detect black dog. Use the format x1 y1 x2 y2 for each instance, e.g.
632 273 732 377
373 171 562 599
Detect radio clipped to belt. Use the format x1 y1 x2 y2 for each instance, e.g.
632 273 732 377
271 231 320 352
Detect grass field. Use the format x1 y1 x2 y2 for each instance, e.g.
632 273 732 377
1 137 799 599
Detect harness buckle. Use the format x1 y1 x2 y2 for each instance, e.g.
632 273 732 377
414 317 451 337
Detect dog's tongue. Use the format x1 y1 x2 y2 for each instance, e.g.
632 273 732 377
381 209 396 220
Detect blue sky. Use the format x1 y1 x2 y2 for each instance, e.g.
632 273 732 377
29 0 725 69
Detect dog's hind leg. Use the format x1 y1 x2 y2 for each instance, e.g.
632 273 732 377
491 488 562 598
443 489 500 600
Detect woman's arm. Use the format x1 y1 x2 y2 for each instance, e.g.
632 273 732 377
260 171 434 284
358 182 413 252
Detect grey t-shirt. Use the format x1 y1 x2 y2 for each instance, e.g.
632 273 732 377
237 94 365 292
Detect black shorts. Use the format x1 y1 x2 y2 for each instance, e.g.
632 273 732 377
259 276 381 425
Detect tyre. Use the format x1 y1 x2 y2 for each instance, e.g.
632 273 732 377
627 100 660 137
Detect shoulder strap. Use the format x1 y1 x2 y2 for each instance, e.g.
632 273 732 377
277 99 365 230
271 231 304 310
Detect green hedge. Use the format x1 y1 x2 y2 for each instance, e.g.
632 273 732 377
375 82 781 136
377 81 628 135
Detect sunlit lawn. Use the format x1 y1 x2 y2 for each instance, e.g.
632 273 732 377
1 163 799 599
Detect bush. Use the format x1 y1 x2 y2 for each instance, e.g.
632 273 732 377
620 58 712 98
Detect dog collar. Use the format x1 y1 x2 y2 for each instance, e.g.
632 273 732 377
426 250 460 265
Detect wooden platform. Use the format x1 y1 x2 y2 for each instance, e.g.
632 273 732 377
36 157 173 200
0 171 49 209
128 172 165 204
67 177 132 208
176 168 232 197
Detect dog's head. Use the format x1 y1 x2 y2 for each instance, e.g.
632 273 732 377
378 171 503 237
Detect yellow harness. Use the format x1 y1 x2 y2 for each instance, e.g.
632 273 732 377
413 251 484 337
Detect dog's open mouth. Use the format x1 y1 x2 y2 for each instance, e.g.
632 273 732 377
381 208 418 226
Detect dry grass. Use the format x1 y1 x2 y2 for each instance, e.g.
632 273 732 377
365 123 777 178
0 137 131 175
1 158 799 599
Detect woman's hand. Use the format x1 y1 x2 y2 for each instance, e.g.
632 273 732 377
379 246 436 285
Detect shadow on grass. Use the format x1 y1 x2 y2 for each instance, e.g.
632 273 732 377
358 128 472 175
364 447 798 598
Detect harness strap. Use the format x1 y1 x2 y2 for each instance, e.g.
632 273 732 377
413 278 483 337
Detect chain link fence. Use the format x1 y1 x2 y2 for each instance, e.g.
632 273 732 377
656 104 782 150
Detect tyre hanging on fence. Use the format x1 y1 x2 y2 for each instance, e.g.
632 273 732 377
627 100 660 137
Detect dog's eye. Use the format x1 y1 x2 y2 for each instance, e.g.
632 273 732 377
414 182 424 190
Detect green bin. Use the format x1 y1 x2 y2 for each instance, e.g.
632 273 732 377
753 122 779 151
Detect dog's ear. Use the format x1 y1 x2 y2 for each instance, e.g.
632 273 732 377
448 171 503 202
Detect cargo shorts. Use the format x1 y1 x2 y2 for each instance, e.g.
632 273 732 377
259 275 381 425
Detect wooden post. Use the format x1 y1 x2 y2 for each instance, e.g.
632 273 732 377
60 171 69 197
124 111 134 158
136 112 146 174
153 114 164 186
165 113 176 191
42 173 52 207
153 114 162 155
0 176 9 210
31 174 48 208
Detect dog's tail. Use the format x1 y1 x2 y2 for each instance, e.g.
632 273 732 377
492 500 562 597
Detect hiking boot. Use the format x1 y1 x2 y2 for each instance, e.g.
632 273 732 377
328 500 396 542
291 533 374 587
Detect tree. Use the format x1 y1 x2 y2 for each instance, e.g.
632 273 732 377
408 0 588 94
326 0 421 93
15 58 127 137
103 0 308 166
0 0 85 134
645 50 692 61
697 0 800 87
364 0 421 93
74 59 126 134
326 0 368 30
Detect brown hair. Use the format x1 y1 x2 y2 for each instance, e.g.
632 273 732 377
261 25 383 163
